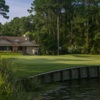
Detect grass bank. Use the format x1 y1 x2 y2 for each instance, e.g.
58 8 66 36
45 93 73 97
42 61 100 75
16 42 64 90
1 54 100 78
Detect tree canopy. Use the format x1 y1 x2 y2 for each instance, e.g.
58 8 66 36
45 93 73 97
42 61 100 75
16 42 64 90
28 0 100 54
0 0 9 19
0 16 35 40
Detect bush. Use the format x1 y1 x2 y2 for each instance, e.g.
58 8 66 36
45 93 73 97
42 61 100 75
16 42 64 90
21 77 42 92
0 52 21 55
68 45 82 54
0 58 42 100
0 58 14 96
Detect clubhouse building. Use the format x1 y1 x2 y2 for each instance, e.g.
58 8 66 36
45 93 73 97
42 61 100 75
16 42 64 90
0 36 39 55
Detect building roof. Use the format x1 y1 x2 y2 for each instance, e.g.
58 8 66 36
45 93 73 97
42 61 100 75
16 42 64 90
0 36 26 43
0 36 39 47
19 41 39 46
0 39 13 46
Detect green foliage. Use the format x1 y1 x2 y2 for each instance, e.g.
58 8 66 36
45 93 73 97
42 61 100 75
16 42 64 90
0 58 14 99
0 0 9 19
0 58 42 100
0 16 34 37
28 0 100 54
0 52 21 55
68 45 82 54
93 32 100 54
21 77 42 92
90 46 96 54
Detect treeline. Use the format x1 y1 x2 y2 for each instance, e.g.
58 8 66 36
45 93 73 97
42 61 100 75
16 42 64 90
0 15 35 40
0 0 100 54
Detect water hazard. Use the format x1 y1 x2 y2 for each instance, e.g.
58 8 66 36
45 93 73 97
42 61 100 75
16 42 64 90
42 78 100 100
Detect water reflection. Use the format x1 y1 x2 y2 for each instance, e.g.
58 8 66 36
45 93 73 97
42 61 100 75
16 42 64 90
42 78 100 100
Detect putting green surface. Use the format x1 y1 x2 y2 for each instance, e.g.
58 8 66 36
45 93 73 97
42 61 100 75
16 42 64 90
1 54 100 78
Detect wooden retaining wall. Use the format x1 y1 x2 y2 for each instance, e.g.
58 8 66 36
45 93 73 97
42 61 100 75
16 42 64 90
28 66 100 83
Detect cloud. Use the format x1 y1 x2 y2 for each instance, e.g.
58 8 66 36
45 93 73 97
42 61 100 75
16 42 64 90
0 0 33 24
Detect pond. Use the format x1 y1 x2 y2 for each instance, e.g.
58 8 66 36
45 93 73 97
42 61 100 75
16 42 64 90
42 78 100 100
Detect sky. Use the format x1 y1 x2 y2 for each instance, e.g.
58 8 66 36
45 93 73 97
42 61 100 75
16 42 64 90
0 0 33 24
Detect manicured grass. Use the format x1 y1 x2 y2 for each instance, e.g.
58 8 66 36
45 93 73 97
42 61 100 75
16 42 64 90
1 54 100 78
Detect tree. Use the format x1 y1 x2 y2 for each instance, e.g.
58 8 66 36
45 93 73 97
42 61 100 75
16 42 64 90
28 0 100 54
1 16 35 37
0 0 9 19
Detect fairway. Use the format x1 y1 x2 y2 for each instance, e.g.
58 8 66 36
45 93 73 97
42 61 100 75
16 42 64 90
1 54 100 78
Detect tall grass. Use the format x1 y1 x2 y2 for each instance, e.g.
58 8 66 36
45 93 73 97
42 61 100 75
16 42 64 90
0 58 42 100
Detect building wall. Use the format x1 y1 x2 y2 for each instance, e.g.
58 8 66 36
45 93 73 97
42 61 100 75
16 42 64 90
13 46 18 52
26 47 39 55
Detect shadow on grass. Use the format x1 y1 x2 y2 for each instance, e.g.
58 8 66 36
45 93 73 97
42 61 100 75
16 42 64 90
11 57 94 78
71 54 92 58
10 57 90 63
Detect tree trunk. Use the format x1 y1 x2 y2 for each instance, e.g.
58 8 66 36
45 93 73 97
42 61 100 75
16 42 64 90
57 15 60 55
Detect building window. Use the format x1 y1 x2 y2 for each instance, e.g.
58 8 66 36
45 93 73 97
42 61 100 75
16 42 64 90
19 47 22 51
0 46 12 51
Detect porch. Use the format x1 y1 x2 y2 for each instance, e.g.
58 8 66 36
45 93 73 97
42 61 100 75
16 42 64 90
0 46 39 55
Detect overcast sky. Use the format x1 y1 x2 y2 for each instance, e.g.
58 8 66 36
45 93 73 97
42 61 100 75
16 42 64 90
0 0 33 24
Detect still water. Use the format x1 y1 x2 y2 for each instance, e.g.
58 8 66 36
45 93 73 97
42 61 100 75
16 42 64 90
42 78 100 100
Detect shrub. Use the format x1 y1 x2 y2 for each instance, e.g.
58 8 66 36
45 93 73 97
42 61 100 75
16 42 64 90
0 58 14 96
0 58 42 100
68 45 82 54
